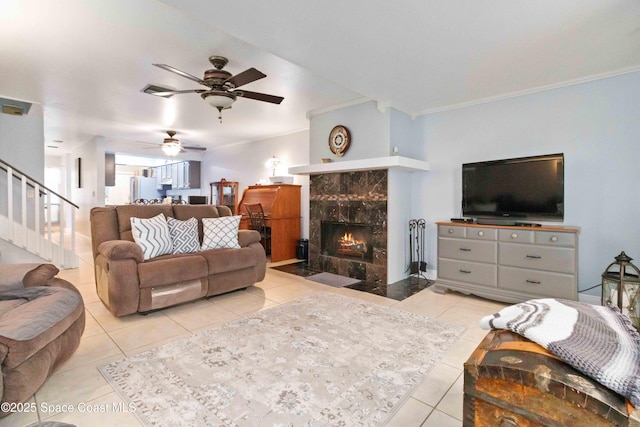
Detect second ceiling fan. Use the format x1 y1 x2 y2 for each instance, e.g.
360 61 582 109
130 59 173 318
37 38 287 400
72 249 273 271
152 55 284 122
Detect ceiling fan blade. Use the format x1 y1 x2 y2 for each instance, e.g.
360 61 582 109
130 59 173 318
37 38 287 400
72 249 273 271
182 145 207 151
225 68 266 88
151 89 205 97
153 64 204 84
235 90 284 104
135 140 161 148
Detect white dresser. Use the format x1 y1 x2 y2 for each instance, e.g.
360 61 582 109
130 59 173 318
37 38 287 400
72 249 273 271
435 222 579 303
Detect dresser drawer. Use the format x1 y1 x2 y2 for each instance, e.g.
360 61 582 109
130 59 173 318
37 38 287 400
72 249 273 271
499 266 576 299
465 227 497 241
534 231 576 247
499 243 576 274
499 229 534 243
439 225 465 238
438 259 497 287
439 238 497 263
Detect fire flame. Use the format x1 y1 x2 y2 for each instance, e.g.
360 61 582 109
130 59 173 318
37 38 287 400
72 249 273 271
341 232 355 244
339 232 367 252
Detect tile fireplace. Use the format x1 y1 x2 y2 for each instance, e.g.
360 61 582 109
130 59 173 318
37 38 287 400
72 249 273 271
309 170 387 284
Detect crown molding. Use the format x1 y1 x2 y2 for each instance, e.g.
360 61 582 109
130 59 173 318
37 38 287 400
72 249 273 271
416 65 640 116
306 97 370 118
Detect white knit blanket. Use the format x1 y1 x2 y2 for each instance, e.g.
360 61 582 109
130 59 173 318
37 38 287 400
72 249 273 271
480 298 640 407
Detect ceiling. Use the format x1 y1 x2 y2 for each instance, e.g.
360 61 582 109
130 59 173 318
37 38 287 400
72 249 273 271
1 0 639 157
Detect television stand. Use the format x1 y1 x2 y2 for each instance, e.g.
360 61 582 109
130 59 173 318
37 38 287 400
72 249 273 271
434 221 579 303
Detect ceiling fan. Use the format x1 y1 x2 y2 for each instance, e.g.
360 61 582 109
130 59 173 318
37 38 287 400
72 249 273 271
141 131 206 157
152 55 284 122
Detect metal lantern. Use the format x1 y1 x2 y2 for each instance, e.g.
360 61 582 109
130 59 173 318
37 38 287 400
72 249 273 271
602 251 640 330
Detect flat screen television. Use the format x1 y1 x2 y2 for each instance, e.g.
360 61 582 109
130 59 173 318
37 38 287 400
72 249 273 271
462 153 564 224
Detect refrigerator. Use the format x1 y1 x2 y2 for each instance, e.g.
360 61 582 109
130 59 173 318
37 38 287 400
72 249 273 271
130 176 160 202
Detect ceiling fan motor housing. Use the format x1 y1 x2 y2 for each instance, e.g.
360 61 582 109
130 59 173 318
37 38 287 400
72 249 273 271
203 69 233 87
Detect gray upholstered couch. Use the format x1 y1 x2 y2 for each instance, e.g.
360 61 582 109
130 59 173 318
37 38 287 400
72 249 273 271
90 204 266 317
0 263 85 416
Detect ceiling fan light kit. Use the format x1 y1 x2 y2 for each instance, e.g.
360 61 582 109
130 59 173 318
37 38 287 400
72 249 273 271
151 55 284 123
201 90 236 122
162 142 182 156
151 130 206 156
162 130 182 156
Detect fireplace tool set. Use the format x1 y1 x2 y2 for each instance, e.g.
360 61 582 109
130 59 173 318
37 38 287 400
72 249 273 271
408 219 427 279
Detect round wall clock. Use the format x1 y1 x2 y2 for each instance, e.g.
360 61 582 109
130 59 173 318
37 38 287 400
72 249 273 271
328 125 351 157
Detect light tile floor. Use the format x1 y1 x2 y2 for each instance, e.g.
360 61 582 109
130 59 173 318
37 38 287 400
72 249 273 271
1 234 507 426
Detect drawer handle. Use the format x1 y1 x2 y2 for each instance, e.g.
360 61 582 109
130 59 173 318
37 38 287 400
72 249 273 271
459 248 471 252
511 233 518 239
550 236 558 242
478 231 484 237
526 255 542 259
526 280 541 285
448 229 454 234
459 269 472 274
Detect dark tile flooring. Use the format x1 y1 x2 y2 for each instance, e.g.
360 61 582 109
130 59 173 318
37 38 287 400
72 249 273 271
270 261 434 301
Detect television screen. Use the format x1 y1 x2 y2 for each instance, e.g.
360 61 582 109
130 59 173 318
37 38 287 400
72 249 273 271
462 153 564 222
188 196 208 205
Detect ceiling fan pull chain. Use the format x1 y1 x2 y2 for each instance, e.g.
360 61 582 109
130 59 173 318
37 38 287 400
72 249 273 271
217 107 223 123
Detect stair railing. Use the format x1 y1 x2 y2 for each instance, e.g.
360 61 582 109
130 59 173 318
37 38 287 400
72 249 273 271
0 158 79 268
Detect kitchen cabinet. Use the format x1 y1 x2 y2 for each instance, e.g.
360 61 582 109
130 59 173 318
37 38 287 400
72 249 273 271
170 163 179 189
152 161 201 190
180 161 200 189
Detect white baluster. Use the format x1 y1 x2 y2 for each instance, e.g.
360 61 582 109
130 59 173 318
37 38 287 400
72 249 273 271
7 167 13 243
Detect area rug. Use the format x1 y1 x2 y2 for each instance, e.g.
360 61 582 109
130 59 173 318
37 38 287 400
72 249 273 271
99 291 465 427
305 271 361 287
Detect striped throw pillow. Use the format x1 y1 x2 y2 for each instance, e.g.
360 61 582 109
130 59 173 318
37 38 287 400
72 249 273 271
201 216 241 250
130 213 173 260
167 217 201 254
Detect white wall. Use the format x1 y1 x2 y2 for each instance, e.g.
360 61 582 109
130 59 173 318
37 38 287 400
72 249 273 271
0 106 46 263
309 101 390 162
202 130 310 237
413 70 640 295
388 169 414 282
0 104 45 181
69 136 106 237
390 108 420 159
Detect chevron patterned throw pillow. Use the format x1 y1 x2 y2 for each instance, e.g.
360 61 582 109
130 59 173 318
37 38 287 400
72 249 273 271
201 216 242 250
130 213 173 260
167 217 201 254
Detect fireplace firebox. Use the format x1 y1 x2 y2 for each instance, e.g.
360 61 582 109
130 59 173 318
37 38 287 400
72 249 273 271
321 221 373 263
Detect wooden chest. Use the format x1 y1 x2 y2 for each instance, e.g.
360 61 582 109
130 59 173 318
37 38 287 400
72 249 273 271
464 330 640 426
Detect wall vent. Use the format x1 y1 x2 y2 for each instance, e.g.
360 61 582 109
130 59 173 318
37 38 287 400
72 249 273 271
0 98 32 115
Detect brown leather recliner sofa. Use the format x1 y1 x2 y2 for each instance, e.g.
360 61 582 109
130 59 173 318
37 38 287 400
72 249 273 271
0 263 85 416
90 204 266 317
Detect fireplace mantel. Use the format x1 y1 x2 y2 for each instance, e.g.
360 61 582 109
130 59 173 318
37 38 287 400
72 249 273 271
288 156 430 175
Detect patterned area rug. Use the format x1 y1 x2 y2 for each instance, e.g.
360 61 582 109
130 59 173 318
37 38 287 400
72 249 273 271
100 292 465 426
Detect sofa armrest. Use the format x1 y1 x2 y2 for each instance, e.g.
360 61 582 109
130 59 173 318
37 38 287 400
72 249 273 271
0 263 59 290
97 240 144 263
238 229 261 247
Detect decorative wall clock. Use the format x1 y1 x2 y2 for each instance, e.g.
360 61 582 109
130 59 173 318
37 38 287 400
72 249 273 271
328 125 351 157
